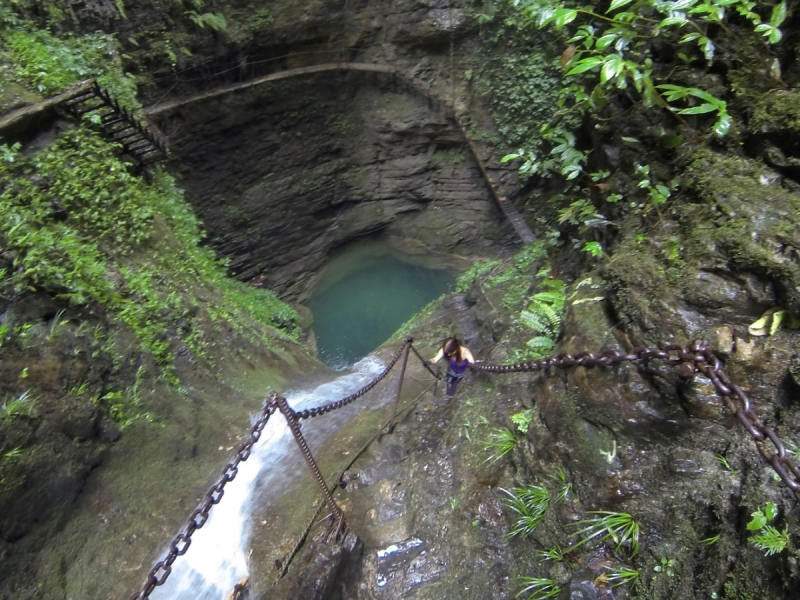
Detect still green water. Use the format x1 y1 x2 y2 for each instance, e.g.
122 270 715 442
307 244 456 369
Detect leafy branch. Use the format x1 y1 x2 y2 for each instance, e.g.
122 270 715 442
511 0 788 139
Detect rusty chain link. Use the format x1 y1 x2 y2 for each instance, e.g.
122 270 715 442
131 394 279 600
472 340 800 501
276 395 347 539
134 338 800 598
410 342 443 380
132 340 415 598
688 341 800 499
295 339 413 420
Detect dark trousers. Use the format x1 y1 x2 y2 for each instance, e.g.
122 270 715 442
445 371 465 396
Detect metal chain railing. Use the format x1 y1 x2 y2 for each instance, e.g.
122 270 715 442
131 394 278 600
471 340 800 501
295 339 412 420
690 341 800 499
275 395 347 539
410 342 443 380
133 338 800 598
132 339 414 599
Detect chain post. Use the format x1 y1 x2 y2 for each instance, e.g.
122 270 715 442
384 340 412 437
275 395 346 539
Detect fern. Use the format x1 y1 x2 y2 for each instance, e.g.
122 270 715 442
750 525 790 556
529 300 561 329
511 409 534 434
186 11 227 30
520 310 553 335
512 274 566 363
530 290 565 306
526 336 555 354
487 242 547 288
455 258 501 292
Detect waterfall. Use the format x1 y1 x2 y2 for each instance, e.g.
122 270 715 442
151 355 387 599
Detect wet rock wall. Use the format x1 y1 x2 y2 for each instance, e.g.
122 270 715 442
165 70 511 300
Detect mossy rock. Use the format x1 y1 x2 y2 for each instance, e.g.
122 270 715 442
682 147 800 314
749 89 800 135
0 80 42 115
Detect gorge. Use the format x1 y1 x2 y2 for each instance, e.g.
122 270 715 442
1 1 800 599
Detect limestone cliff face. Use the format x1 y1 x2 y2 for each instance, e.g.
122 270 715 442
124 0 519 301
166 71 510 299
59 0 518 300
6 1 800 599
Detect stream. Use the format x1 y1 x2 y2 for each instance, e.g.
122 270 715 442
151 241 455 598
151 356 386 599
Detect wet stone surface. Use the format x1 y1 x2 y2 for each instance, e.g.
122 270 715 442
268 248 800 599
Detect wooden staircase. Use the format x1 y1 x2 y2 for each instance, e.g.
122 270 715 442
60 80 168 167
0 79 168 168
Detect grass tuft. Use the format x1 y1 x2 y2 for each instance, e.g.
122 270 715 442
567 510 640 557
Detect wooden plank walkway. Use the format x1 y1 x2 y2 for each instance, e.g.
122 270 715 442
145 62 536 245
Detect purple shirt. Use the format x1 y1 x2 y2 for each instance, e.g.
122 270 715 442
448 357 470 375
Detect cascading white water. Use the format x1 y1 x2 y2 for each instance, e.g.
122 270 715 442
151 356 388 600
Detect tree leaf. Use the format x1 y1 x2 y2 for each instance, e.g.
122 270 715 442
596 33 617 51
608 0 635 12
566 56 604 75
765 502 779 522
662 134 683 148
714 112 732 136
601 57 622 83
771 58 782 80
679 103 717 115
687 88 719 104
561 44 577 69
660 15 688 28
770 310 785 336
554 8 578 29
701 37 715 61
771 1 787 27
747 511 767 531
656 83 690 102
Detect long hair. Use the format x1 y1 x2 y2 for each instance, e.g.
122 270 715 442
442 337 462 362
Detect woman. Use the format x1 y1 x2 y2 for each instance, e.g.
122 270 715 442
426 337 475 397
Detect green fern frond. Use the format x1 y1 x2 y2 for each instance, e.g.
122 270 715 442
520 310 552 334
528 301 561 331
750 525 790 556
530 290 566 307
526 336 555 354
539 278 566 293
